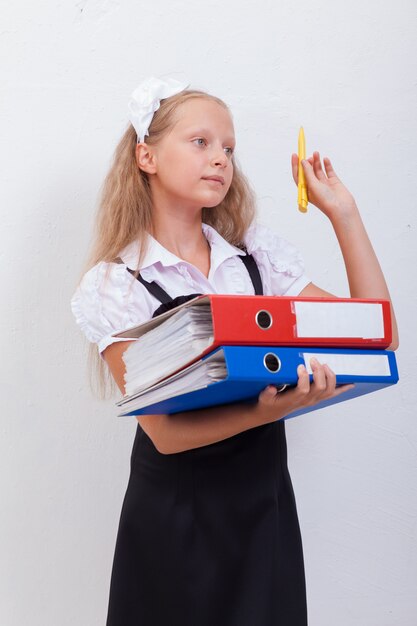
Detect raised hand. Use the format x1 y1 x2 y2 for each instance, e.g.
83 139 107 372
291 151 358 221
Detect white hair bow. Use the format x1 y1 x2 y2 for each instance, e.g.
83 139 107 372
128 76 190 143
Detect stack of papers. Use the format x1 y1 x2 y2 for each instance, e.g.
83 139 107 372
119 349 227 414
123 305 214 396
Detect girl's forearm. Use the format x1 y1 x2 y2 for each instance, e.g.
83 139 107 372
154 400 281 455
331 204 399 349
148 358 353 455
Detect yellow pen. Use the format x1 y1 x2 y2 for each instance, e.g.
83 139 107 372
297 127 308 213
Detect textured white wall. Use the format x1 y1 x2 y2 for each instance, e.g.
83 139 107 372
1 1 416 624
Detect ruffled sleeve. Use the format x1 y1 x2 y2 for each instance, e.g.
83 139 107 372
244 222 311 296
70 261 148 355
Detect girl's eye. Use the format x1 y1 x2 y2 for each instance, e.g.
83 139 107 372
193 138 234 156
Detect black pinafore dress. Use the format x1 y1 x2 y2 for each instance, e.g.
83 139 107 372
106 253 307 626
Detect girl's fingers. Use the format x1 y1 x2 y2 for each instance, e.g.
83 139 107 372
292 152 338 187
291 153 299 185
310 358 327 393
323 363 336 391
312 151 327 181
330 384 355 398
291 153 318 185
300 159 318 189
315 364 354 400
296 364 310 396
323 157 338 179
260 364 311 401
308 360 339 403
257 361 355 415
258 386 274 404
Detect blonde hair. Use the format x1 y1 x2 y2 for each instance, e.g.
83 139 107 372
83 88 258 398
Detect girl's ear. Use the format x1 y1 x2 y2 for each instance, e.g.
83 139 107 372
135 142 157 174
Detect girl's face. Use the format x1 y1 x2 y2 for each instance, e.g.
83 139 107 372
147 98 236 212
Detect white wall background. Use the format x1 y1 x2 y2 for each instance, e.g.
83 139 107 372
1 1 416 624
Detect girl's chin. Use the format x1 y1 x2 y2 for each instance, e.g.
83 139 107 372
200 191 227 205
201 200 225 209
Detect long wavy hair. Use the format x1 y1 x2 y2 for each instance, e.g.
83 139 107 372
82 88 258 398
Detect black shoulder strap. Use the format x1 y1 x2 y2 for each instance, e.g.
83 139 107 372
126 267 173 304
238 254 264 295
124 252 263 302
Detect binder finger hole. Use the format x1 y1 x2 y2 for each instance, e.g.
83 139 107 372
256 310 273 330
263 353 281 373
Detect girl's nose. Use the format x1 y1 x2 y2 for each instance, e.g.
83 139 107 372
211 146 228 167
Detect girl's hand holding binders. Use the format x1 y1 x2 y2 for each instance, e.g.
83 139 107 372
291 151 358 221
256 357 354 422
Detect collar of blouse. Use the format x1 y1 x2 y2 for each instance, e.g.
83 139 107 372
118 223 247 277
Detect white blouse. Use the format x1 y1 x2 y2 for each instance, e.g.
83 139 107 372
71 222 311 355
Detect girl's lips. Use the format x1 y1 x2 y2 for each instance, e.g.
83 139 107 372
202 176 224 185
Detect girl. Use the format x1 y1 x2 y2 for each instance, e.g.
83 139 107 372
71 76 399 626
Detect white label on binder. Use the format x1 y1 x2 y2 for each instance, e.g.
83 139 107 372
302 352 391 376
294 302 384 338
